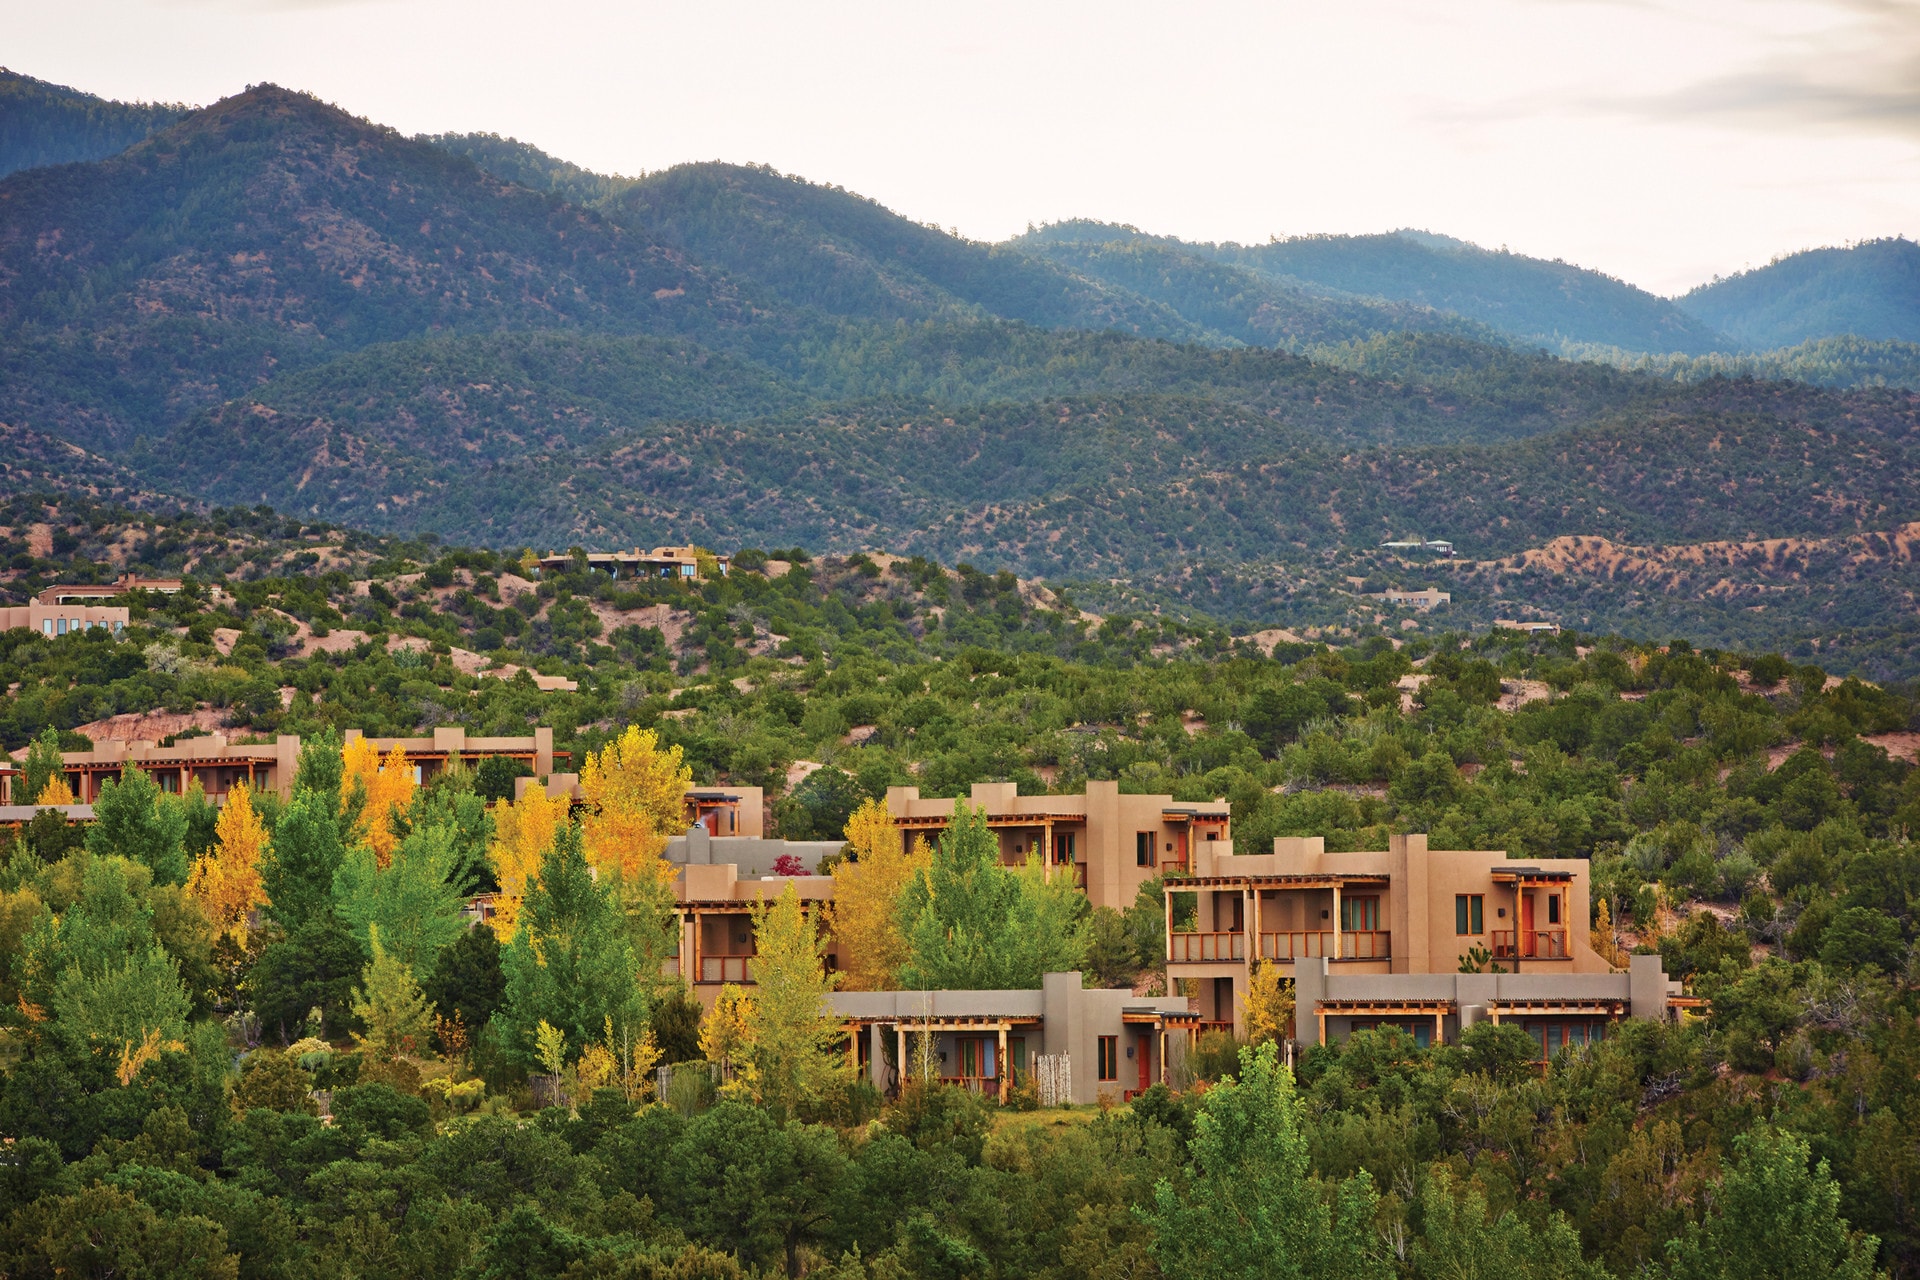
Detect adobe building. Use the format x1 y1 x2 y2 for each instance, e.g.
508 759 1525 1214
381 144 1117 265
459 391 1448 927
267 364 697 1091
673 855 841 992
344 727 559 787
7 733 303 805
838 972 1198 1104
886 780 1230 912
534 546 729 580
1165 833 1680 1058
10 726 563 806
0 599 129 640
37 575 183 604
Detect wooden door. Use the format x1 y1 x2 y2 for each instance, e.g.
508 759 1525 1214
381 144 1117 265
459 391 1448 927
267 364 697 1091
1521 895 1535 956
1138 1032 1151 1093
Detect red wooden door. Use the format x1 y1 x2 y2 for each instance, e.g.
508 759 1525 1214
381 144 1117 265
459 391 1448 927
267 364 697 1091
1521 896 1535 956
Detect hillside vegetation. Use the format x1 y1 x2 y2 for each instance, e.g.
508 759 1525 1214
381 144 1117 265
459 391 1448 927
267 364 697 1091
0 495 1918 1277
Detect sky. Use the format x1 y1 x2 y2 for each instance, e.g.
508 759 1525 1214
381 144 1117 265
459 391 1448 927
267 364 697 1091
5 0 1917 295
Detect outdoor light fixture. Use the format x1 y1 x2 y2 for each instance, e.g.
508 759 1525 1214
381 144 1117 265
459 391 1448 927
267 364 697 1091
1126 1045 1135 1059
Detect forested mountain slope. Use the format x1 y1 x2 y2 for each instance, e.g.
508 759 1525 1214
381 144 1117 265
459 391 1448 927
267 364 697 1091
606 162 1207 339
0 85 772 449
0 68 188 180
1679 238 1920 349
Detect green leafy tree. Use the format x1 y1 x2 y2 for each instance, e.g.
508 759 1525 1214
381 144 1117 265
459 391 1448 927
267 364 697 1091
17 856 192 1055
247 911 367 1041
424 923 507 1040
666 1101 850 1279
262 786 347 931
493 823 645 1071
1142 1041 1389 1280
1411 1167 1610 1280
85 764 190 885
898 803 1085 989
332 821 468 980
18 727 65 805
746 882 851 1121
351 924 435 1060
1664 1126 1882 1280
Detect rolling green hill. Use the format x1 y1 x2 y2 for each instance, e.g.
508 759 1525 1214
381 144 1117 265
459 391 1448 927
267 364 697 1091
1678 238 1920 349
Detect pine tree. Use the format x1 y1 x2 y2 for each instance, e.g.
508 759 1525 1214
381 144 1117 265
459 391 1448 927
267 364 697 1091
827 799 926 990
351 924 434 1061
746 882 851 1120
186 780 270 947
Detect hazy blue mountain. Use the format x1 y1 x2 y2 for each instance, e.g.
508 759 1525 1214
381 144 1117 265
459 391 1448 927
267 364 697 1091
1016 234 1505 350
0 68 187 180
1014 223 1732 355
1677 238 1920 349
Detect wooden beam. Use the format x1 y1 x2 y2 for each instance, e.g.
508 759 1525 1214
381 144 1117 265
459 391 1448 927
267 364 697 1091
997 1025 1009 1103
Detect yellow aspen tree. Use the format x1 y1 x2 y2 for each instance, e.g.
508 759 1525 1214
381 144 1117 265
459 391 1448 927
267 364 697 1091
747 882 852 1119
486 784 570 940
186 781 271 947
34 774 76 806
827 800 926 990
579 725 691 885
1242 961 1295 1046
700 982 754 1078
343 739 416 867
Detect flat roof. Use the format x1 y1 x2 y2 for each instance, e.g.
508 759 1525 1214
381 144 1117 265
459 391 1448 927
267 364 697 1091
1172 873 1392 889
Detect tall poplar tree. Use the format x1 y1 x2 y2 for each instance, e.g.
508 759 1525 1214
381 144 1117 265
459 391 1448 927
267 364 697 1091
746 883 850 1121
493 823 645 1071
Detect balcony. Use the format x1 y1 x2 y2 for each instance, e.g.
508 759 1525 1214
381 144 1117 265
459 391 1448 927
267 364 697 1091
1259 930 1391 961
1167 931 1246 962
1490 929 1568 960
698 955 754 984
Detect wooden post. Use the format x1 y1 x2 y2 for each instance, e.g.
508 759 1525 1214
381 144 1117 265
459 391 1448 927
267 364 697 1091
896 1025 907 1093
690 909 702 986
1163 882 1174 964
1331 883 1342 960
1434 1010 1445 1047
997 1024 1009 1102
1316 1007 1327 1047
1252 885 1263 962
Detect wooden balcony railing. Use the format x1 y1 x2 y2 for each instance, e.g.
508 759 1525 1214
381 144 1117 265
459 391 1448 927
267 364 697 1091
1490 929 1568 960
1259 930 1392 960
1167 931 1246 962
699 955 754 984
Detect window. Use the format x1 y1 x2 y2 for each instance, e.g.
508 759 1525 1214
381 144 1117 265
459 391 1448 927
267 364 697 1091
1547 895 1561 925
1054 832 1075 864
1097 1035 1119 1082
1455 894 1484 935
1341 896 1380 931
1010 1037 1026 1079
1136 832 1154 867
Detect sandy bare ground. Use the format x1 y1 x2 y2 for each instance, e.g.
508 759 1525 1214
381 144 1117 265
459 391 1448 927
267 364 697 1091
72 707 231 743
